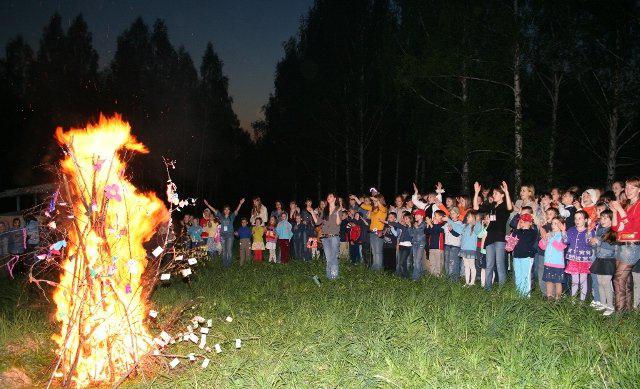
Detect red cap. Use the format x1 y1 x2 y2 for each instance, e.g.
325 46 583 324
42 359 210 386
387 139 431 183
413 209 426 218
520 213 533 222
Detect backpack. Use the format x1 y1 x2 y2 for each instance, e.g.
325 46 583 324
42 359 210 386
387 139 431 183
349 223 362 242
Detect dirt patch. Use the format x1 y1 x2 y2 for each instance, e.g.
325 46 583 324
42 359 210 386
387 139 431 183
0 367 32 388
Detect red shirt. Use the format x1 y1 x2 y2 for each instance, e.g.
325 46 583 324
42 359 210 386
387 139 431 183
612 200 640 241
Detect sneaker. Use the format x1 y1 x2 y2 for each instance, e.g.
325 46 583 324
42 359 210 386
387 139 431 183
589 301 600 308
602 308 615 316
591 301 607 311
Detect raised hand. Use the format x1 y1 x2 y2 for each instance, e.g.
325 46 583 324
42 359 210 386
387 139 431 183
473 181 481 194
500 181 509 193
436 182 443 191
413 182 419 195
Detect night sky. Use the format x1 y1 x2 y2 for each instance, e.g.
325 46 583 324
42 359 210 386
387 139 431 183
0 0 314 130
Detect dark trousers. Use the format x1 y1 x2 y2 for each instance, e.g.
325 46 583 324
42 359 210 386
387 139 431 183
349 243 362 264
278 239 290 263
292 237 304 260
383 245 396 271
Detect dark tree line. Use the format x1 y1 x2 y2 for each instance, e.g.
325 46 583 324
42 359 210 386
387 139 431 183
1 14 252 204
257 0 640 199
2 2 640 208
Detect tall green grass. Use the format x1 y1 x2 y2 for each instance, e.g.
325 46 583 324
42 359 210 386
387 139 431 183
2 260 640 387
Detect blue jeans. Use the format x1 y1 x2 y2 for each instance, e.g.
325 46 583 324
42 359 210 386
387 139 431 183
485 241 507 290
411 245 425 280
397 246 411 278
445 245 461 281
513 257 533 297
221 235 234 267
370 233 384 270
322 236 340 279
534 253 546 293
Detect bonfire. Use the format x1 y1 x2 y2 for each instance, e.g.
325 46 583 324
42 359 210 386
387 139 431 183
51 115 169 387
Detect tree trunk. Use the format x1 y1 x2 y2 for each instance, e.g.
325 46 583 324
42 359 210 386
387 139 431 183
359 131 364 193
547 74 560 188
377 144 382 190
345 136 350 193
394 147 400 194
513 0 523 190
414 151 420 183
460 75 470 194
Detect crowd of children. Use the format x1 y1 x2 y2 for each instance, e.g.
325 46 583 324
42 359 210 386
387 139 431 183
178 177 640 316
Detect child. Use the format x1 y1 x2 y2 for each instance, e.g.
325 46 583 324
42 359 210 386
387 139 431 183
589 210 617 315
534 207 559 293
564 210 595 301
291 214 305 261
410 209 428 280
236 218 252 265
265 216 278 263
251 218 265 262
424 210 446 277
477 213 491 287
394 212 413 278
347 212 365 264
580 189 599 230
275 213 293 263
339 211 350 259
559 190 577 229
509 212 538 297
540 217 567 300
446 210 484 286
382 212 399 271
443 207 461 282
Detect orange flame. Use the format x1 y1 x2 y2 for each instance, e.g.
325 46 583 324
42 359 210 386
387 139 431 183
52 114 168 387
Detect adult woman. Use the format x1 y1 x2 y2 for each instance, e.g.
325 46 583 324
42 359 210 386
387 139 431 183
309 193 341 279
351 194 388 270
204 198 245 267
473 181 513 291
250 197 268 226
610 177 640 312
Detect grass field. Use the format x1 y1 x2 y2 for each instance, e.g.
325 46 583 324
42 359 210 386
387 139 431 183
2 258 640 388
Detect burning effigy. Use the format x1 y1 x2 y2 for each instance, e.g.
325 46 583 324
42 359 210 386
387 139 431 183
51 114 169 387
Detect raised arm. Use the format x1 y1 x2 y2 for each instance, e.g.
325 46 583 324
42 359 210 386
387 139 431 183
203 199 218 214
501 181 513 211
411 183 428 209
234 198 245 215
473 182 481 210
307 205 319 225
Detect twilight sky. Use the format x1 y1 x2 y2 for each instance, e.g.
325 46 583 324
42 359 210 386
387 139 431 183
0 0 314 130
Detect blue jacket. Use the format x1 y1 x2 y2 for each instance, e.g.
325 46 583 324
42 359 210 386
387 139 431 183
446 220 484 252
275 219 293 240
410 222 427 247
592 226 616 259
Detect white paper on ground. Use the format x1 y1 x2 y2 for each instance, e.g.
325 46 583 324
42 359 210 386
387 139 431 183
235 339 242 349
207 319 212 327
201 358 210 368
214 343 222 353
154 338 165 347
189 333 199 344
181 268 192 277
200 327 209 334
199 334 206 349
160 331 172 343
160 273 171 281
174 255 184 261
169 358 180 368
149 310 158 318
225 316 233 322
187 257 197 265
152 246 164 257
188 353 196 362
